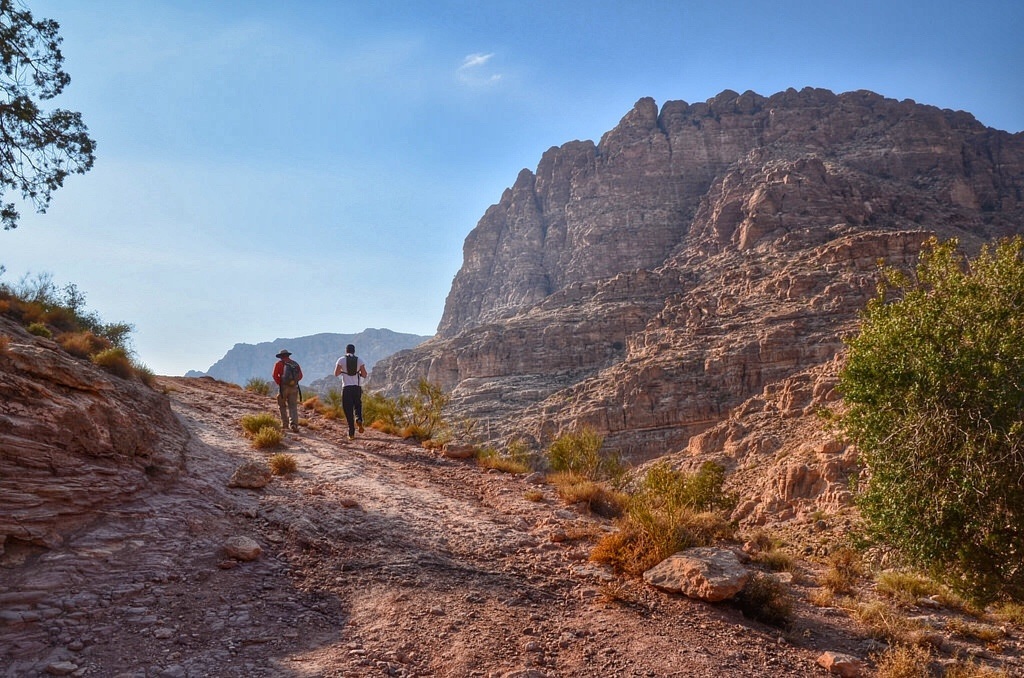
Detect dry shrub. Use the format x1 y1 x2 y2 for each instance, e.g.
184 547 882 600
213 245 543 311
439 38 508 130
400 423 431 442
241 413 281 437
91 347 133 379
754 548 797 573
734 573 794 628
252 426 283 449
991 601 1024 625
57 330 112 358
549 473 626 519
269 453 298 475
590 510 733 576
944 660 1012 678
524 489 545 502
301 394 321 410
876 570 940 606
822 546 862 594
945 617 1005 643
853 599 920 643
477 447 530 474
873 644 933 678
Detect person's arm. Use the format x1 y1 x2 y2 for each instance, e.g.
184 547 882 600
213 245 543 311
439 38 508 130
358 363 368 378
272 361 283 385
334 359 343 377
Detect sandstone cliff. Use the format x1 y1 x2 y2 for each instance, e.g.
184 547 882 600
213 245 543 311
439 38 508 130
373 88 1024 477
0 316 188 556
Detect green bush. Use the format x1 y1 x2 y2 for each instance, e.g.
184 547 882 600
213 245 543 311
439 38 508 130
546 427 623 481
245 378 271 395
839 236 1024 603
26 322 51 338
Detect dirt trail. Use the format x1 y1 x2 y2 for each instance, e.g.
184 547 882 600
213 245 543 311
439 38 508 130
2 376 831 677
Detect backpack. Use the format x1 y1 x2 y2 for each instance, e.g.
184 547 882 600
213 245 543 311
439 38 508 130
344 355 359 376
281 360 301 387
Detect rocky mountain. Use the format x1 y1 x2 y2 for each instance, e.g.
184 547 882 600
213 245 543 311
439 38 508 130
188 328 429 385
373 87 1024 470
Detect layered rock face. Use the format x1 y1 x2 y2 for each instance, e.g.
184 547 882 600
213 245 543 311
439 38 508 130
0 317 188 555
373 88 1024 469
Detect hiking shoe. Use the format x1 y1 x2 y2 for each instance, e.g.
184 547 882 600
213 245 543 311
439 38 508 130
291 425 300 432
347 433 354 440
357 421 364 433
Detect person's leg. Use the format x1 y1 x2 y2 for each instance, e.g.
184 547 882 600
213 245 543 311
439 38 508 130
287 388 300 431
277 392 288 428
354 386 364 433
342 386 357 437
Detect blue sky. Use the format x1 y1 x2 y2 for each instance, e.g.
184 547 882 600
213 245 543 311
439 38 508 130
2 0 1022 376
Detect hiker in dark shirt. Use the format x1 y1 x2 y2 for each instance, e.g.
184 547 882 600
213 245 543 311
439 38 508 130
272 349 303 432
334 343 367 439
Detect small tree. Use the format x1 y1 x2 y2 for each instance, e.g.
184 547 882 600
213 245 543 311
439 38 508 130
839 236 1024 603
0 0 96 230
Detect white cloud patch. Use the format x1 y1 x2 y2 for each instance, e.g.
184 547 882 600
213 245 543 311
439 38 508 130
457 52 502 86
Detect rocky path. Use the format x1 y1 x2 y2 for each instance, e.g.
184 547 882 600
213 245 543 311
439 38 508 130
1 376 830 677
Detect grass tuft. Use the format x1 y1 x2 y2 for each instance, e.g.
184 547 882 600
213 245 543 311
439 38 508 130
252 426 283 449
241 412 281 437
821 546 861 595
245 378 271 396
873 644 933 678
268 453 298 475
91 347 134 379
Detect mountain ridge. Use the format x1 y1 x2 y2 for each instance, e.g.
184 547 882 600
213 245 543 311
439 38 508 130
373 87 1024 472
187 327 429 385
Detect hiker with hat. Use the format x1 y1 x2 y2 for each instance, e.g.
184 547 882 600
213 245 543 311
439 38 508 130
334 343 367 439
272 349 303 432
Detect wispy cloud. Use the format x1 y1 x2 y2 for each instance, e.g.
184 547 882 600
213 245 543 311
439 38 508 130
457 52 502 86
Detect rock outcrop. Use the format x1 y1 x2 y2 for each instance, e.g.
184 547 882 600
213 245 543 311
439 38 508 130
374 87 1024 484
0 316 188 556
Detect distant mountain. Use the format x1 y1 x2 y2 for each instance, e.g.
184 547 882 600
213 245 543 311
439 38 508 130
187 328 430 387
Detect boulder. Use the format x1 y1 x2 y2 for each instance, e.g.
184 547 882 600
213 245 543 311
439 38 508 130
643 547 751 602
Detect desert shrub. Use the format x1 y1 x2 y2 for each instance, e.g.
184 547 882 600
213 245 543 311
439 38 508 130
991 601 1024 625
875 570 940 607
91 347 133 379
591 460 736 575
944 662 1012 678
755 548 797 573
252 426 283 449
546 427 623 481
839 237 1024 604
476 446 530 474
363 390 403 433
405 379 450 441
734 573 794 628
822 546 862 595
26 322 51 338
245 378 271 396
132 361 156 388
57 330 112 358
853 599 921 643
524 489 545 502
548 472 627 518
873 644 934 678
240 412 281 436
268 453 298 475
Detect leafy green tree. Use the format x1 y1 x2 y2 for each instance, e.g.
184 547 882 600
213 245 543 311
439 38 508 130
0 0 95 230
839 236 1024 603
